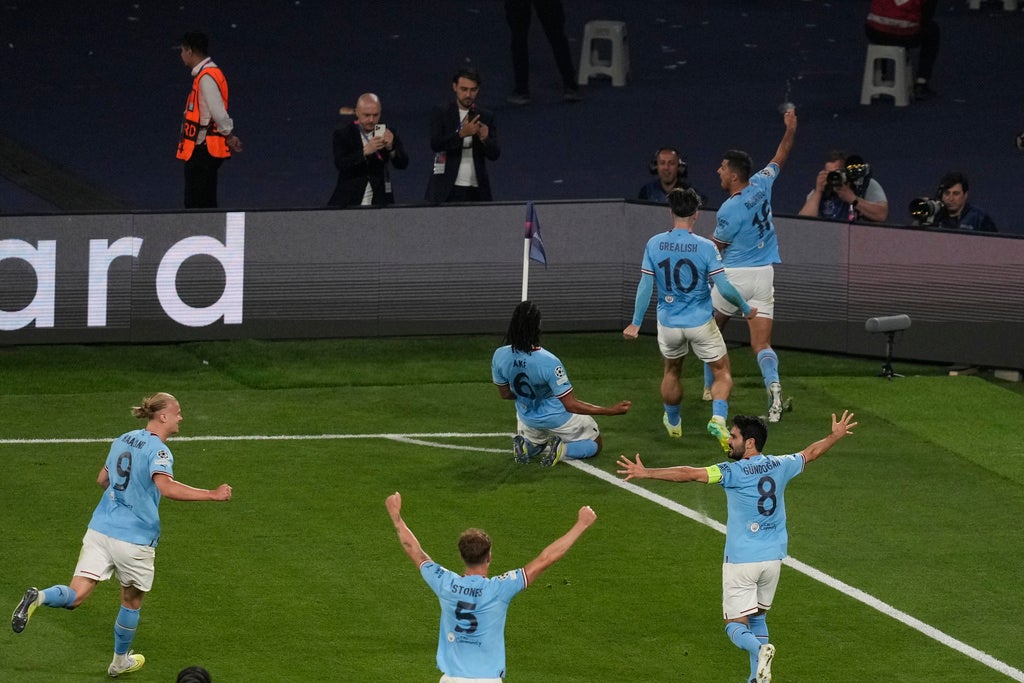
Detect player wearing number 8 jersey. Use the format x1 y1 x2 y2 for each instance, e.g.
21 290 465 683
617 410 857 683
624 188 756 453
492 301 631 466
386 492 597 681
706 108 797 424
11 393 231 678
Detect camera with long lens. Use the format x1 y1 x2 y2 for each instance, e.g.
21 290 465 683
825 161 870 191
908 197 942 225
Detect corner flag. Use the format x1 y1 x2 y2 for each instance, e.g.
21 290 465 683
521 201 547 301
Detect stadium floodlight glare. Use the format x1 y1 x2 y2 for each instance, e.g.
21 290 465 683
865 314 911 380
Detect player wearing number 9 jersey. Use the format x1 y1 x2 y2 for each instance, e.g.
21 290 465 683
617 410 857 683
11 392 231 678
492 301 631 466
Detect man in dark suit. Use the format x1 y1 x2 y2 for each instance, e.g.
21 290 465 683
424 67 501 204
328 93 408 207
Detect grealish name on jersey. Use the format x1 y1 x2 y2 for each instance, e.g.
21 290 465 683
659 241 698 252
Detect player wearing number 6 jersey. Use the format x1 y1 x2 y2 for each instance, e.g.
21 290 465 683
624 188 756 453
11 392 231 678
492 301 631 467
386 492 597 681
617 410 857 683
705 108 797 424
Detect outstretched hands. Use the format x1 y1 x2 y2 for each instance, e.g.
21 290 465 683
615 453 647 481
831 410 858 438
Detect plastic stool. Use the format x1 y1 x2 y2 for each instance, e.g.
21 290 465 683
577 20 629 87
967 0 1017 10
860 44 913 107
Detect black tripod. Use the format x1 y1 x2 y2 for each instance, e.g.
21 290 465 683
879 330 903 380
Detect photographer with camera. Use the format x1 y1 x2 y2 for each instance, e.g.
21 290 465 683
909 171 996 232
638 147 706 205
798 151 888 223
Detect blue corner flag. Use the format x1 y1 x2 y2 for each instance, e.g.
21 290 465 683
525 201 547 266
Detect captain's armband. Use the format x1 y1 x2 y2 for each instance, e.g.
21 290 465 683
705 465 722 484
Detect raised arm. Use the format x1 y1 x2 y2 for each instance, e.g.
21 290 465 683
522 505 596 586
800 410 857 464
769 108 797 169
616 453 710 483
385 492 431 567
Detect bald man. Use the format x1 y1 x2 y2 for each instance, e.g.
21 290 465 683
328 93 409 207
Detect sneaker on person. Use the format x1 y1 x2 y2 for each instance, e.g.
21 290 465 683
706 416 730 453
701 386 712 401
539 437 565 467
512 435 532 464
767 382 783 423
756 643 775 683
506 92 531 105
913 82 936 101
11 587 39 634
108 651 145 678
663 412 682 438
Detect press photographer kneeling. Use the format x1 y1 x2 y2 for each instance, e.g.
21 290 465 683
799 151 888 223
908 171 997 232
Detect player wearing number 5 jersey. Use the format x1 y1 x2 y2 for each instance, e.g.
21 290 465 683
706 108 797 424
386 492 597 681
11 393 231 678
624 188 756 453
492 301 631 467
617 410 857 683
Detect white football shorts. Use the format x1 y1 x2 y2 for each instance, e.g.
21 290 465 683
517 413 599 447
74 528 155 592
721 559 781 620
656 318 728 363
711 265 775 319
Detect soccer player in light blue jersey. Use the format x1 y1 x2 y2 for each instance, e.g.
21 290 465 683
617 410 857 683
11 393 232 678
493 300 631 466
704 108 797 423
625 188 757 453
386 492 597 682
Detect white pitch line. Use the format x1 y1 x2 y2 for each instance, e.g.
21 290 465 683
2 431 1021 681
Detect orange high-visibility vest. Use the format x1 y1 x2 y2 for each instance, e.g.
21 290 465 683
176 64 231 160
866 0 923 38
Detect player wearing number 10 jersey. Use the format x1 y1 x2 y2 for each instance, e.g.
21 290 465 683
709 108 797 424
624 188 756 454
617 410 858 683
492 301 631 466
11 393 231 678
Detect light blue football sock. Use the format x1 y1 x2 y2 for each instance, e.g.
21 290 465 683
663 403 681 426
712 399 728 421
703 362 714 391
41 585 77 609
756 348 780 388
748 613 769 679
565 440 599 459
725 621 761 656
113 606 140 655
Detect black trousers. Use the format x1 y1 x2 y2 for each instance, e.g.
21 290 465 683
505 0 576 93
865 0 940 81
184 144 225 209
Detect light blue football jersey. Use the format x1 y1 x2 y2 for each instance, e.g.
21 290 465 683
420 561 527 678
716 453 804 563
640 228 725 328
87 429 174 546
491 345 573 429
714 163 782 268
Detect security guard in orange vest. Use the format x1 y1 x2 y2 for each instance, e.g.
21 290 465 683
177 32 243 208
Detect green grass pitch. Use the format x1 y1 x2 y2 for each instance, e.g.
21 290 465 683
1 334 1021 682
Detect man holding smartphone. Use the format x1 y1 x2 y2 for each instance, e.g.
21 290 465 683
328 92 409 207
424 66 501 204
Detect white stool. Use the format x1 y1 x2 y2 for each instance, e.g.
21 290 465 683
860 44 913 107
577 20 629 87
967 0 1017 10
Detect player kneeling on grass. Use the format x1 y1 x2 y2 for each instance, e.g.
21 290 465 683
11 392 232 678
492 300 632 466
617 410 857 683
